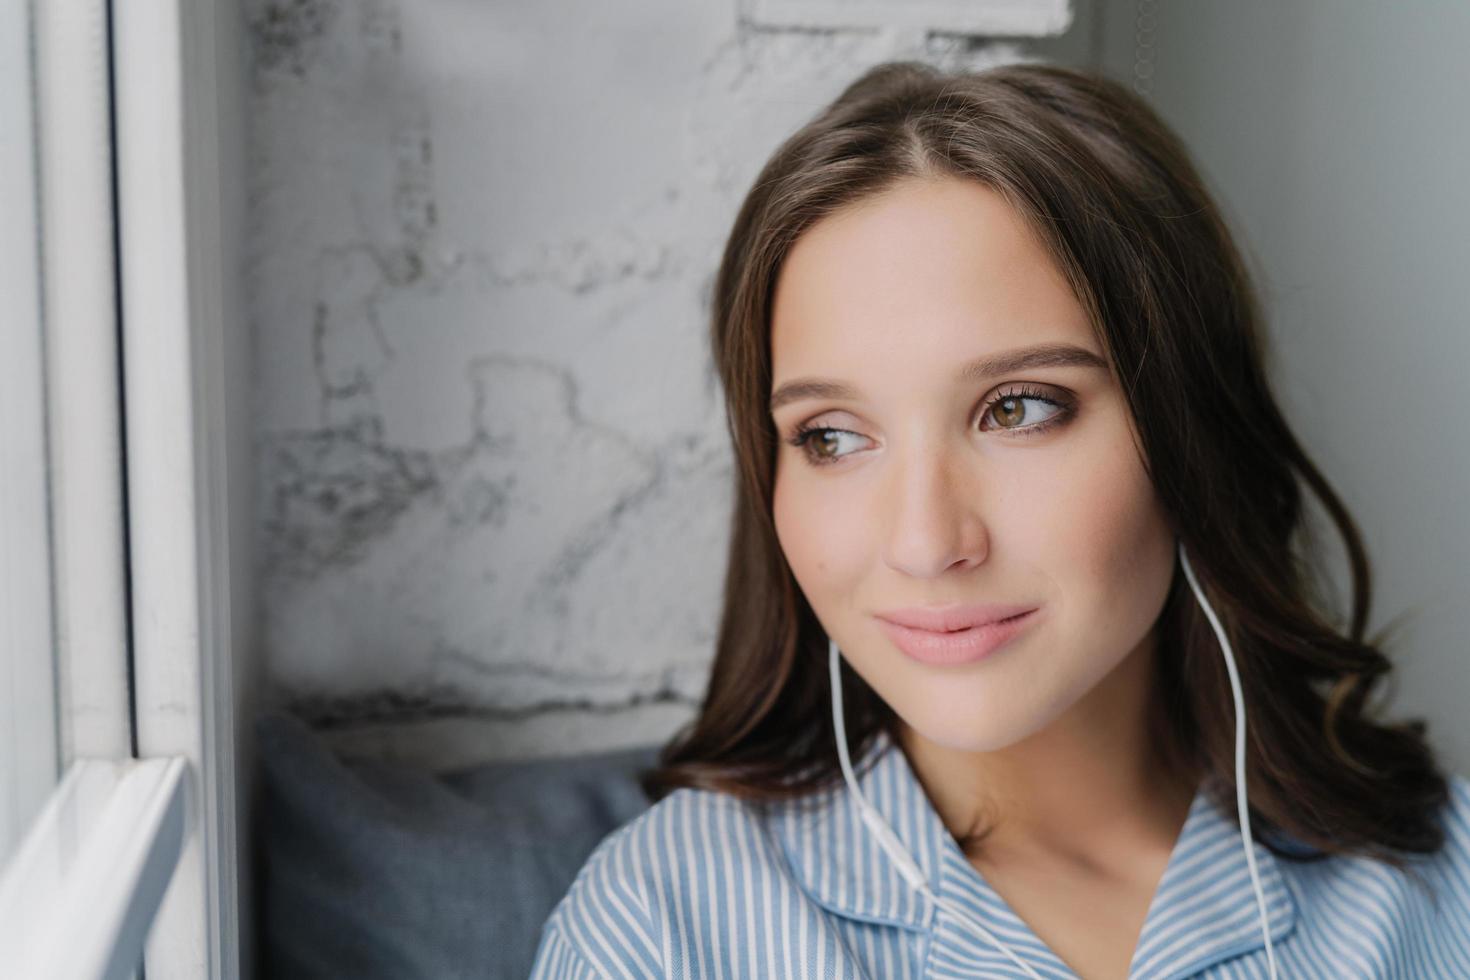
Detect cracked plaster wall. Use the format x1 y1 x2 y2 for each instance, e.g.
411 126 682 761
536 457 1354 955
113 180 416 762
247 0 1098 767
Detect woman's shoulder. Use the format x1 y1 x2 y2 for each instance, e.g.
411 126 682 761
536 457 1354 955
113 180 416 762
1427 770 1470 877
1382 772 1470 932
531 787 773 977
1278 772 1470 958
1407 769 1470 878
564 785 773 895
1444 770 1470 831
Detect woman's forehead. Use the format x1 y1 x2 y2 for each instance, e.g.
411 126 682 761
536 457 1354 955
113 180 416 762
770 179 1091 372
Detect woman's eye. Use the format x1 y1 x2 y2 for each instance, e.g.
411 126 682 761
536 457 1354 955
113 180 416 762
784 387 1072 467
788 427 868 466
981 393 1067 433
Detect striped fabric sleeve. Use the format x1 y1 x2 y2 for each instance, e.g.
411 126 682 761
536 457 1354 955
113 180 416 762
527 921 610 980
527 821 663 979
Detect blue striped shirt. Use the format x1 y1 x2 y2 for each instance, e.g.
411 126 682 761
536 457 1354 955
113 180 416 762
529 726 1470 977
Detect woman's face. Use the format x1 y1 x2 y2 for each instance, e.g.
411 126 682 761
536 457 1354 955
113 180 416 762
769 176 1178 753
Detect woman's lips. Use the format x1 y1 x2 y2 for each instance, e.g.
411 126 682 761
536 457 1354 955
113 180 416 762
875 607 1040 666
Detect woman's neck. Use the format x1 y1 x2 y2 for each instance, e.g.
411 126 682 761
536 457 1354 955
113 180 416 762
897 631 1200 873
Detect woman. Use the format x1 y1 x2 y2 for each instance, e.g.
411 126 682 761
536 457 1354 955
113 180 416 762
529 60 1469 979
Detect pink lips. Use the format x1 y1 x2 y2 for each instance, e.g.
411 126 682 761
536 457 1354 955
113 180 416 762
874 603 1041 667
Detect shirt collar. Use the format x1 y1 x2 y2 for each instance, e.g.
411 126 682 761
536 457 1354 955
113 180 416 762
766 726 1299 978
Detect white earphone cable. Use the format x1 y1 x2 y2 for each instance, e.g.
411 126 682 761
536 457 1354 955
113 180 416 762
829 538 1279 979
830 643 1046 979
1178 541 1280 979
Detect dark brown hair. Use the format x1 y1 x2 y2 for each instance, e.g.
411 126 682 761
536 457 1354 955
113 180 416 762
637 59 1450 869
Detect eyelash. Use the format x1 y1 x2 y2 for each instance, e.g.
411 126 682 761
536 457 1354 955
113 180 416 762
783 384 1072 468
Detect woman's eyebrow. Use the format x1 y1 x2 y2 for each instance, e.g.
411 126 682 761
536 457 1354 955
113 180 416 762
768 341 1108 413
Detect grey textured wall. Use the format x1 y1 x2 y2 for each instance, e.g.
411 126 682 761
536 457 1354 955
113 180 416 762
246 0 1096 767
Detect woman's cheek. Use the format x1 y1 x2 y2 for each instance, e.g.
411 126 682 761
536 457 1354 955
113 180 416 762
774 472 835 595
776 471 870 609
1060 426 1174 619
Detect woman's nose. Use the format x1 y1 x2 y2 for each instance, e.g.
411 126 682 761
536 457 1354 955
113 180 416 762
880 447 989 579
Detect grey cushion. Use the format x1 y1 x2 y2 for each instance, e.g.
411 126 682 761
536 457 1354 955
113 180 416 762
255 709 658 979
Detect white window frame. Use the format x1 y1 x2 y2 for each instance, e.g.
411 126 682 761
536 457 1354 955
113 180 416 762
0 759 187 980
0 0 62 863
0 1 247 977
